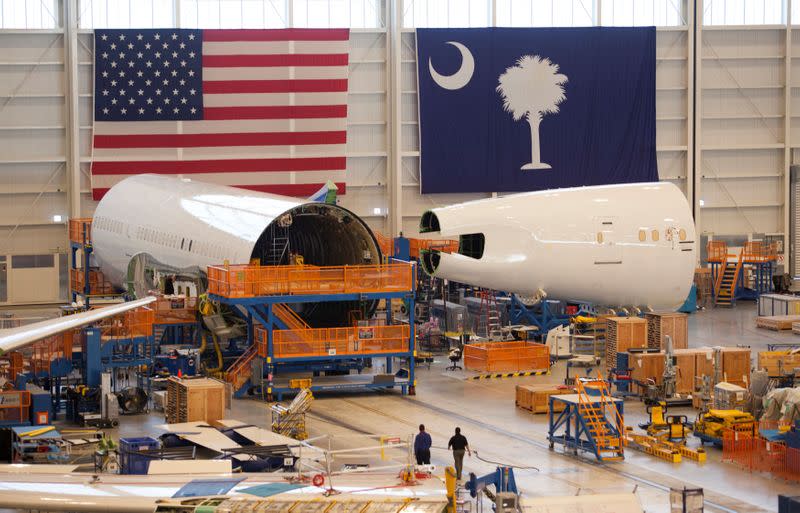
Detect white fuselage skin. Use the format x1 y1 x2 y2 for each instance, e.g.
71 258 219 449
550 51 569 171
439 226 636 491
424 182 696 311
91 175 306 288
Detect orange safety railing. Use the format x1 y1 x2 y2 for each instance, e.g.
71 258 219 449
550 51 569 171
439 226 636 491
5 351 24 381
373 232 459 260
463 341 550 373
68 218 93 244
207 263 413 299
0 391 30 425
258 324 410 359
30 331 76 376
98 307 155 339
707 240 729 263
409 238 459 259
70 268 117 295
224 344 258 390
374 231 395 257
153 296 198 324
575 373 625 460
723 430 800 482
742 241 778 263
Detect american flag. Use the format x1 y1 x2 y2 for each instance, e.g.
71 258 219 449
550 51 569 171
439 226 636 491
91 28 349 200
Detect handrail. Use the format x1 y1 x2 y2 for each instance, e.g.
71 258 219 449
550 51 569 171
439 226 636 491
225 344 258 389
706 240 728 263
68 218 93 245
258 324 410 359
207 263 414 299
728 252 744 299
713 261 727 299
575 373 624 454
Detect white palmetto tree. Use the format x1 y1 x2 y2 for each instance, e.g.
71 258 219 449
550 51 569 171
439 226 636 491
497 55 568 170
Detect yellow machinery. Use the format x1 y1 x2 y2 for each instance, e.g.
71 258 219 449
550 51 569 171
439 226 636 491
640 402 690 442
693 409 756 446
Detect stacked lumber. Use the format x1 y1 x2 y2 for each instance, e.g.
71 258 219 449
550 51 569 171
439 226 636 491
757 350 800 377
756 315 800 331
166 377 227 424
605 317 647 368
515 385 572 414
645 312 688 350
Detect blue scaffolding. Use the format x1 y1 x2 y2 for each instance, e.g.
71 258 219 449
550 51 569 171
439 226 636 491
209 261 417 401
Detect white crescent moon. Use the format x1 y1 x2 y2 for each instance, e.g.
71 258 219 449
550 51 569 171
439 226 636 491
429 41 475 91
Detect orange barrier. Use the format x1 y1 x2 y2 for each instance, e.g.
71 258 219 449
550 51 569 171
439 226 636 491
30 331 76 376
374 232 395 257
0 391 30 425
69 218 92 244
257 324 410 359
153 296 198 324
723 430 800 482
99 307 155 339
464 341 550 373
374 232 459 260
743 241 778 262
706 241 729 263
70 269 117 295
207 263 413 298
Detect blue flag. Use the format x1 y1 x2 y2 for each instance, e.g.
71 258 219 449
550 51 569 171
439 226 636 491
416 27 657 194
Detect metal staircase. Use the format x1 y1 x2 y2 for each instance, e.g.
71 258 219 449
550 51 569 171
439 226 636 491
575 374 625 461
266 237 290 266
225 344 258 393
714 254 742 308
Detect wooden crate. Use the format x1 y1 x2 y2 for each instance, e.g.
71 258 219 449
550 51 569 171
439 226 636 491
645 312 688 350
757 351 800 377
756 315 800 331
464 341 549 373
690 347 751 388
605 317 647 368
674 349 697 394
166 377 227 424
722 348 751 387
515 385 571 414
628 352 664 394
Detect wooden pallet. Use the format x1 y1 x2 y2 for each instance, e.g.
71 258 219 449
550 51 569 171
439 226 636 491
605 317 647 368
756 315 800 331
645 312 688 350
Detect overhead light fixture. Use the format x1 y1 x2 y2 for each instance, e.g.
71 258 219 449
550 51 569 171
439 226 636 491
52 214 63 223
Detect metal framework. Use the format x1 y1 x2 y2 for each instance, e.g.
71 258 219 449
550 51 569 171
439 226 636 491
210 260 417 401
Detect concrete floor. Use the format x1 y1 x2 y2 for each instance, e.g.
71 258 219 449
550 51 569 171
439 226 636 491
97 302 799 513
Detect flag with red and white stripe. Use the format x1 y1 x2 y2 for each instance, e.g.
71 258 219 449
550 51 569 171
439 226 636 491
91 28 348 200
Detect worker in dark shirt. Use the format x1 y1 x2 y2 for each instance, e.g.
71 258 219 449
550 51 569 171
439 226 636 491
447 427 471 480
414 424 432 465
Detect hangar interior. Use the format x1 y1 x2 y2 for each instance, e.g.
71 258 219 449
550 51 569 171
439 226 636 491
0 2 799 513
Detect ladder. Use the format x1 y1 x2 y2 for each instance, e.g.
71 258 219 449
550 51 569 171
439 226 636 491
271 388 314 440
266 237 290 266
575 373 625 461
477 290 503 339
